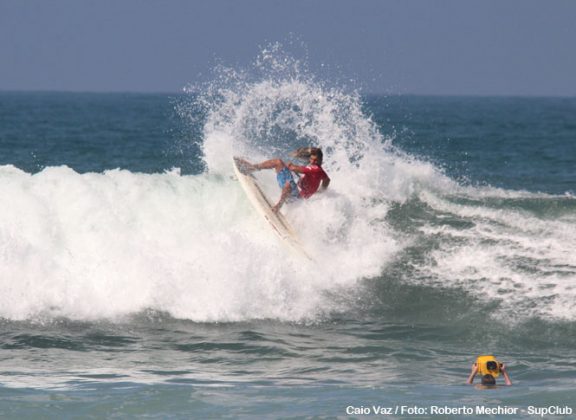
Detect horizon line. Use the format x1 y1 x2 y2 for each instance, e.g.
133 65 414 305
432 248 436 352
1 88 575 99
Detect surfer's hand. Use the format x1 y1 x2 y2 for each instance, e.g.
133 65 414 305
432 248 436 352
471 363 479 373
272 204 280 213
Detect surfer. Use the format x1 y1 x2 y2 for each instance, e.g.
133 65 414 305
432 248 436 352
238 147 330 213
467 362 512 387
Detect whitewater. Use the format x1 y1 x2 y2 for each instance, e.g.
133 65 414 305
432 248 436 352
2 65 575 325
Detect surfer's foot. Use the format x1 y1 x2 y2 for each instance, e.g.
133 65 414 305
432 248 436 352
236 158 258 174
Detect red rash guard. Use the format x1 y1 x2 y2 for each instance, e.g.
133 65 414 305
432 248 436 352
297 164 329 198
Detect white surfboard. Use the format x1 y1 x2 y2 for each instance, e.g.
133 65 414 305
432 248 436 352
232 156 312 261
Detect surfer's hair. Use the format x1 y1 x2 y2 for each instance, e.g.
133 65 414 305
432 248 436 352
291 147 323 165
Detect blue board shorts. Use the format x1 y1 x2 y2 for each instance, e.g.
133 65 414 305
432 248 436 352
276 168 300 199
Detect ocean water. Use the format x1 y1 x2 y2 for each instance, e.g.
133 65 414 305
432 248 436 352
1 65 576 417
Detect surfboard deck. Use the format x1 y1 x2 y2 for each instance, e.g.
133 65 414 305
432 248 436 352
232 156 312 261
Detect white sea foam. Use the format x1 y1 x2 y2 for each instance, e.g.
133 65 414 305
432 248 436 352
415 190 576 321
3 48 575 323
0 49 410 322
0 161 399 322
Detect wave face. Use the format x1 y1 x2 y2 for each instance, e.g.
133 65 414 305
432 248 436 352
1 48 576 324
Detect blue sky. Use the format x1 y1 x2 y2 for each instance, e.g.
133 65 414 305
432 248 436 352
1 0 575 96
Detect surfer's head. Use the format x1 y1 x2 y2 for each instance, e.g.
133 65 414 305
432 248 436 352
291 147 323 165
481 374 496 386
309 148 323 165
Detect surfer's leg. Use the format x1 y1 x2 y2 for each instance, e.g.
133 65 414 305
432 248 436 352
236 158 287 173
252 159 287 173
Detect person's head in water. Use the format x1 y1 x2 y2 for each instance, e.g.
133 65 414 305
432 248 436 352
467 358 512 387
481 374 496 386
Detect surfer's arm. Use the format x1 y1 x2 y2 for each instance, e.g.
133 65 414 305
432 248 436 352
287 163 307 173
501 364 512 386
289 163 329 188
466 363 478 384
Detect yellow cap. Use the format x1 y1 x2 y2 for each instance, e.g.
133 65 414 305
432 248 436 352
476 355 501 377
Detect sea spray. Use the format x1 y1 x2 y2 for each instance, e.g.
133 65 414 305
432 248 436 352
0 47 408 322
2 47 576 324
187 47 576 323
